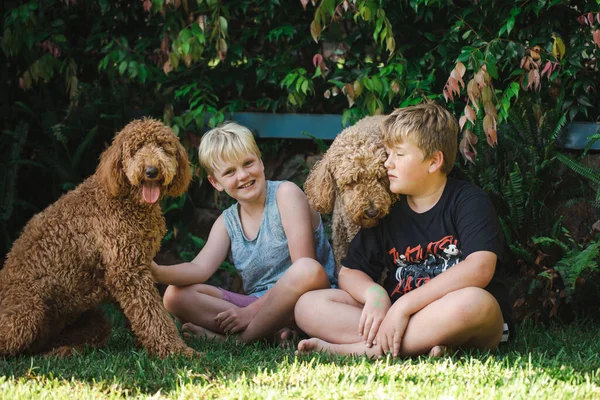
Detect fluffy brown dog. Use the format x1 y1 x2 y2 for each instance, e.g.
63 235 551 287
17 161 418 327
304 115 396 272
0 118 196 358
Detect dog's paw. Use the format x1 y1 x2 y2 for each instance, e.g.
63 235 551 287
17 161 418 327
156 343 200 359
46 345 81 358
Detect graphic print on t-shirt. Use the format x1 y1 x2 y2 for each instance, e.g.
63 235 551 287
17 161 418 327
388 235 462 300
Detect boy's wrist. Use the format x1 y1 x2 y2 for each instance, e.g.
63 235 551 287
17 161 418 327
390 297 414 317
364 285 390 307
149 261 161 281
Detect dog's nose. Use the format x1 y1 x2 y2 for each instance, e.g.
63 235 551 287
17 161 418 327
145 166 158 179
364 208 379 218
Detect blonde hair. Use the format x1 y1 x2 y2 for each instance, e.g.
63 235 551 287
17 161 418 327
198 122 261 176
381 103 458 175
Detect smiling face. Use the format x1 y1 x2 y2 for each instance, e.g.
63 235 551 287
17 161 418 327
208 154 266 202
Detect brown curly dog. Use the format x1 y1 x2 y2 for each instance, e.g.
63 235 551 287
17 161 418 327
0 118 196 358
304 115 397 273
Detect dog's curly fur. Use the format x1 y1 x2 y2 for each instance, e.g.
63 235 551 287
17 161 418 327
305 115 397 272
0 118 196 358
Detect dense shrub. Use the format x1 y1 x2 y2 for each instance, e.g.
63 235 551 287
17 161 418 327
2 0 599 321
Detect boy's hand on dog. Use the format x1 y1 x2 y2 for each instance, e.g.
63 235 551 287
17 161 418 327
214 307 253 334
359 285 391 347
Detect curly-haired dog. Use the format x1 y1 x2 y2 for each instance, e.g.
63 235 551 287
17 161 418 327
304 115 396 272
0 119 196 358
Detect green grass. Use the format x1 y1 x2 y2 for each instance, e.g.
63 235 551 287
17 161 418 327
1 308 600 399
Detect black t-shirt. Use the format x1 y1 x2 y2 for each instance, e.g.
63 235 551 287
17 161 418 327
341 177 513 326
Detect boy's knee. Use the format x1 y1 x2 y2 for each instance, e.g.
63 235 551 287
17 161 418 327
162 285 184 314
288 257 329 288
294 289 328 329
445 287 501 327
295 290 318 314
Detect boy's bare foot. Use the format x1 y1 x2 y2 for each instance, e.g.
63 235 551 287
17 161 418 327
276 328 299 348
296 338 382 357
182 322 225 341
296 338 329 354
428 345 448 358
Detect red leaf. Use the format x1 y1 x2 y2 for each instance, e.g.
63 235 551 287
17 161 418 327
588 12 594 26
459 129 478 164
465 104 476 124
597 12 600 25
483 101 497 119
451 69 465 89
448 76 460 97
300 0 309 10
163 60 173 75
467 80 480 112
459 115 467 130
486 128 498 147
483 114 497 144
143 0 152 12
541 60 553 80
313 54 323 68
455 61 466 78
161 35 169 55
593 30 600 48
577 14 587 26
443 88 451 102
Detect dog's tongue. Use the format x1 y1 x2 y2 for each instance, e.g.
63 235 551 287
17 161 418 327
142 182 160 203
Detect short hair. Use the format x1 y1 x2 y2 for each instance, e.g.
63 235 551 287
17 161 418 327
198 122 261 176
381 103 458 175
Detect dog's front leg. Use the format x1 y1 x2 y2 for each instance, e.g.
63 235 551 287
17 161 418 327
105 266 198 359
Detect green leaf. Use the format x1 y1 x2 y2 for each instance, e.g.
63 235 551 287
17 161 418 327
118 61 128 75
53 35 67 44
485 59 499 79
181 42 190 54
219 16 228 35
506 16 515 36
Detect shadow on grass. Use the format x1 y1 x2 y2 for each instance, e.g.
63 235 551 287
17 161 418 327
1 305 599 395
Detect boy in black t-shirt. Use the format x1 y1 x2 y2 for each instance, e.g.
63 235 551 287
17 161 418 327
295 103 513 358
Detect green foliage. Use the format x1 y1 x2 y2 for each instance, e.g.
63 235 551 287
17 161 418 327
557 152 600 208
533 230 600 296
2 1 600 323
456 96 600 321
459 97 567 249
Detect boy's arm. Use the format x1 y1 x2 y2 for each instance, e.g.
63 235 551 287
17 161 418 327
151 216 231 286
378 250 496 356
392 250 496 315
277 182 317 261
339 266 391 347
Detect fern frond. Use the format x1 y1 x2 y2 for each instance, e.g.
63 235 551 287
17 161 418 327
554 239 600 290
532 236 570 254
508 242 534 264
557 153 600 185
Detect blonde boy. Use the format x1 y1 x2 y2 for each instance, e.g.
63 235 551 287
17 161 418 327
151 122 336 343
295 103 512 357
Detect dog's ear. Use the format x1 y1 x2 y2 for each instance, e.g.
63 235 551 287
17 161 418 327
97 134 127 197
304 156 335 214
167 141 192 198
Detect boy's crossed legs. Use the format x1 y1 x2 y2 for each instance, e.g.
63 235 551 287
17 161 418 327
163 257 331 344
295 286 503 357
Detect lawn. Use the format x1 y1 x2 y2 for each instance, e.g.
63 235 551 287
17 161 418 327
1 307 599 399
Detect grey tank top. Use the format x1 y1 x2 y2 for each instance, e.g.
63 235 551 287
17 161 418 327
222 180 337 297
